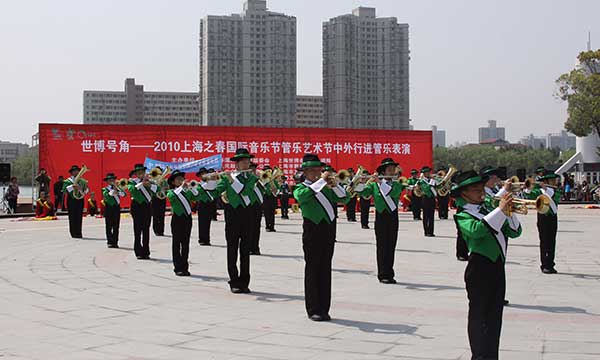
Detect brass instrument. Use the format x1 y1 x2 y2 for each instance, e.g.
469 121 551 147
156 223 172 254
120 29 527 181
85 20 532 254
221 191 229 204
115 178 129 193
335 169 351 185
150 167 172 200
187 179 199 189
398 176 409 186
492 194 552 216
412 173 424 197
436 165 457 197
72 165 89 200
347 165 368 195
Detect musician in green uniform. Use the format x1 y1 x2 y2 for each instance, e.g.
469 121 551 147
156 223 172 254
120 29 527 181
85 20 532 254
102 173 126 248
524 172 562 274
213 149 259 293
128 164 158 260
167 170 202 276
354 158 406 284
417 166 437 236
407 169 421 220
63 165 88 238
249 162 266 255
195 167 217 246
452 170 522 360
294 154 350 321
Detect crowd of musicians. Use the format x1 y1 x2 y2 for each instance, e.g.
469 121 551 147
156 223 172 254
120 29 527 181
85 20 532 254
56 148 564 360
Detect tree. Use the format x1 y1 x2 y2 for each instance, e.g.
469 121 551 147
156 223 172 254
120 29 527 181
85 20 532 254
11 152 36 186
556 50 600 155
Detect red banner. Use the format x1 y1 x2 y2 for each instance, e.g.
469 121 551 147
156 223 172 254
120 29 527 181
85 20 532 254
39 123 432 208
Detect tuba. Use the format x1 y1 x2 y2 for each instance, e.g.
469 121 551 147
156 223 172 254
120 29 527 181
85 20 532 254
436 165 457 197
151 167 172 200
72 165 89 200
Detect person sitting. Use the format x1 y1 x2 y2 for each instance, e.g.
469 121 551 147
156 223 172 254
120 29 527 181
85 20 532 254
87 192 99 216
35 191 56 218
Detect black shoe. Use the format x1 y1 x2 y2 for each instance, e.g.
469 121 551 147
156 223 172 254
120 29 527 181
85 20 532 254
266 228 276 232
504 299 510 306
155 233 164 236
250 250 261 255
309 314 324 322
136 256 143 260
542 268 557 274
379 278 396 284
457 256 468 261
141 256 151 260
361 225 370 229
241 287 251 294
183 271 191 276
231 287 243 294
198 241 211 246
175 271 186 276
322 314 332 321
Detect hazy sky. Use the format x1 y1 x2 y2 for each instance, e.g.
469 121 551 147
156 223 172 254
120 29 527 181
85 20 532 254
1 0 598 145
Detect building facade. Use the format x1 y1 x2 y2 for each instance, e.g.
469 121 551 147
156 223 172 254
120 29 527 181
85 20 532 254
296 95 324 128
431 125 446 148
478 120 506 143
83 79 200 125
0 141 30 164
519 134 547 149
199 0 296 127
546 130 576 151
323 7 410 130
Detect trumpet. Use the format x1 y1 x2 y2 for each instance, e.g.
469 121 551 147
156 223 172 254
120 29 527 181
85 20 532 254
72 165 89 200
436 165 458 197
492 194 552 216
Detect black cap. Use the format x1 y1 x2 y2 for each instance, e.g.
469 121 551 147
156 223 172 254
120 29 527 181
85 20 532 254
168 170 186 186
230 148 255 162
196 167 208 176
103 173 117 181
300 154 325 169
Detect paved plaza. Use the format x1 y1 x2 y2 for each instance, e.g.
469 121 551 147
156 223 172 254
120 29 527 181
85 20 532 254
0 207 599 359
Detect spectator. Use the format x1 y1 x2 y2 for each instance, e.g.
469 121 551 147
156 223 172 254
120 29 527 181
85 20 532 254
35 169 51 195
5 177 19 213
582 181 590 202
87 192 99 216
53 176 65 210
35 191 56 218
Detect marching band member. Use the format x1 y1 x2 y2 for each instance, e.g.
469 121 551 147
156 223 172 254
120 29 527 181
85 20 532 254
279 176 291 219
102 173 126 248
452 170 522 360
87 192 99 217
354 158 405 284
261 165 278 232
167 170 201 276
249 162 265 255
525 172 562 274
63 165 87 238
359 170 372 229
35 191 55 218
407 169 422 220
213 148 259 293
346 168 358 222
293 154 350 321
196 167 216 246
128 163 157 260
436 167 450 220
417 166 437 237
152 167 167 237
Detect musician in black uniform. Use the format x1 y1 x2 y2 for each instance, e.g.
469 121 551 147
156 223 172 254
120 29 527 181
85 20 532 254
408 169 422 220
151 167 167 236
279 176 290 219
196 167 216 246
346 168 357 222
437 167 450 220
262 165 277 232
359 170 372 229
208 169 219 220
63 165 87 238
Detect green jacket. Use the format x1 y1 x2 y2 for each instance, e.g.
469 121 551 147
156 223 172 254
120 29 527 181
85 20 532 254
407 177 418 186
127 178 157 205
213 172 259 208
293 178 351 224
524 186 562 216
167 186 201 217
355 181 405 213
417 178 436 198
102 185 126 207
454 203 522 262
196 181 217 204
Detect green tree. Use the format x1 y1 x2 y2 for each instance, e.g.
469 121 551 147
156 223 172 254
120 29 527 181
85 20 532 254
556 50 600 155
11 152 36 186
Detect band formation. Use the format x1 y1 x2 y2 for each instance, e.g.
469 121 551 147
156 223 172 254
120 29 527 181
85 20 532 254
59 149 562 360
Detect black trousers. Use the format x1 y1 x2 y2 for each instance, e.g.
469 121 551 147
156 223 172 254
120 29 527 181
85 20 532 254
360 197 371 227
197 200 213 244
422 196 435 235
346 196 357 221
104 204 121 245
438 195 449 219
456 229 469 260
263 195 276 230
131 201 152 257
152 197 166 235
251 203 262 252
55 193 65 210
302 219 336 317
537 213 558 270
280 195 289 218
66 196 84 238
211 201 218 220
465 253 505 360
172 214 192 273
411 194 422 220
374 210 399 280
225 205 253 289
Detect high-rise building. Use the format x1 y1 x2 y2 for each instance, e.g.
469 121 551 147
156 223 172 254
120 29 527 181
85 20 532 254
83 78 200 125
199 0 297 127
478 120 506 143
296 95 324 128
546 130 576 151
323 7 409 130
431 125 446 148
519 134 547 149
0 141 30 164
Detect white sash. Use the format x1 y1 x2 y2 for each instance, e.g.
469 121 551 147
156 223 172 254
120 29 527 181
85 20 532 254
200 182 214 201
378 181 397 212
174 187 192 215
463 205 507 257
109 186 121 205
541 188 558 214
254 185 264 204
231 173 250 206
428 178 438 197
134 179 152 202
305 180 335 222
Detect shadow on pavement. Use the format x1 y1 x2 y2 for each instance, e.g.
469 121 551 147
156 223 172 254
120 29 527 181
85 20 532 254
250 291 304 303
330 318 429 338
508 303 597 315
396 281 463 291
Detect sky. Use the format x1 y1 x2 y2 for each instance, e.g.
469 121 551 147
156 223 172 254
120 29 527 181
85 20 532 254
0 0 598 145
